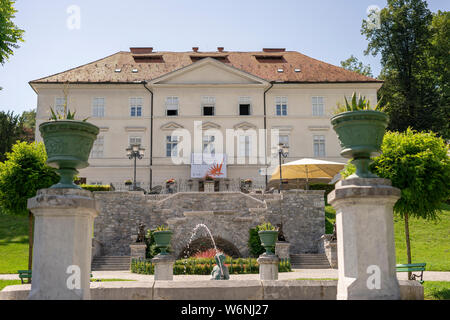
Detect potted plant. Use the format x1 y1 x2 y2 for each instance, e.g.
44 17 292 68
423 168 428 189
152 225 173 255
257 222 278 255
331 93 387 178
39 100 99 189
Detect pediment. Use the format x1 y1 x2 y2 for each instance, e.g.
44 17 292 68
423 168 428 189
151 58 269 86
197 121 221 130
161 122 184 131
234 121 257 131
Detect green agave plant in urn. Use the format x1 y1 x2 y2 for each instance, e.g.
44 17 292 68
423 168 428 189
331 93 388 178
257 222 278 255
40 107 99 189
153 225 173 255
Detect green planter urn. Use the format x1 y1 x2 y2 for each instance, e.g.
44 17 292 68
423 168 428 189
39 120 99 189
258 230 278 255
153 230 173 255
330 110 388 178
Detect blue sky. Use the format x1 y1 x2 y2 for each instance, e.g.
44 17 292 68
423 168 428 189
0 0 448 113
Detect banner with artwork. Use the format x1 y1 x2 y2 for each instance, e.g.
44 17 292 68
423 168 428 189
190 153 227 178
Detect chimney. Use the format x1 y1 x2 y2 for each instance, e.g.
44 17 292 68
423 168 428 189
130 47 153 54
217 47 224 52
192 47 199 52
263 48 286 53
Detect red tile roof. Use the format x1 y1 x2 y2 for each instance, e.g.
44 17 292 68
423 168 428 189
30 50 381 84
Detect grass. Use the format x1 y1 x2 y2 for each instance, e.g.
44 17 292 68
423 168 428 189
0 280 21 291
0 212 29 274
325 203 450 271
423 281 450 300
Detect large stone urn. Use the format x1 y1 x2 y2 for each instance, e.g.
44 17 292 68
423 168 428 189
39 120 99 188
330 110 388 178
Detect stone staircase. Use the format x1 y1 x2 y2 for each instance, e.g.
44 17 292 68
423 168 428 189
91 256 131 271
290 254 331 269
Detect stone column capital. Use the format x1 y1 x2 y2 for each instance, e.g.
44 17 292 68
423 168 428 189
328 178 400 206
27 188 99 218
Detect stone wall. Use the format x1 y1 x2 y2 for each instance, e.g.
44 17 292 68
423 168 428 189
92 190 325 257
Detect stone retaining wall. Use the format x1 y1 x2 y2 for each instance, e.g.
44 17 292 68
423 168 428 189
92 190 325 257
0 280 424 300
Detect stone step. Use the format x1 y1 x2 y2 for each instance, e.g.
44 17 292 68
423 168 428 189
91 256 131 271
289 254 331 269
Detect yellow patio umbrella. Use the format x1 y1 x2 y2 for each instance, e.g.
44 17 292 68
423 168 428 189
269 158 346 189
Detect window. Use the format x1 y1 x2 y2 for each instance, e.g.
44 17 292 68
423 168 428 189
89 181 103 185
129 136 142 146
239 135 252 157
90 136 104 158
312 96 325 116
166 97 179 116
203 135 215 155
313 135 326 157
55 97 65 115
166 136 179 157
275 97 287 116
130 97 143 117
239 97 251 116
202 96 215 116
92 98 105 118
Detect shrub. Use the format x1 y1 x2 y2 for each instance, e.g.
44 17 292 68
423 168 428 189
0 141 59 215
248 227 265 257
80 184 112 192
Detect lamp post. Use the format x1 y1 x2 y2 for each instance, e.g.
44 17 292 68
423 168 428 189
126 144 145 191
278 143 289 193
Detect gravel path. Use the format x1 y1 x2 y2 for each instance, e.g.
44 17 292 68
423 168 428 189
2 269 450 281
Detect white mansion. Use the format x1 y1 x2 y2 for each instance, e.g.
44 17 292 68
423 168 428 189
31 47 382 191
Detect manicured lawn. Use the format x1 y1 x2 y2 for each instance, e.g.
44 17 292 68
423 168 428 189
0 212 29 274
423 281 450 300
325 203 450 271
0 280 21 291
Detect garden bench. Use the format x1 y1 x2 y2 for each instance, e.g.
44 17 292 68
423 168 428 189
18 270 94 284
18 270 32 284
396 263 426 283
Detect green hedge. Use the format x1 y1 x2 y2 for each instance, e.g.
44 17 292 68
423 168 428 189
309 183 335 205
131 257 291 275
80 184 112 192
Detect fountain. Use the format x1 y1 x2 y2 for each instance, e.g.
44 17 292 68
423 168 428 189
183 223 229 280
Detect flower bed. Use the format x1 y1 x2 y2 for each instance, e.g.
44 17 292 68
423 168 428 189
131 257 291 275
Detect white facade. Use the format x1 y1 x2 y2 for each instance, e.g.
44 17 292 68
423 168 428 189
31 50 382 191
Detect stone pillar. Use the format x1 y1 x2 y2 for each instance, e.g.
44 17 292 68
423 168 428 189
275 241 290 260
27 188 99 300
152 255 175 280
204 181 215 193
257 254 279 280
130 243 147 260
328 178 401 300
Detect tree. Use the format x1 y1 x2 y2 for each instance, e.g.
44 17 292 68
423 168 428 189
0 110 21 162
18 109 36 143
340 55 373 77
361 0 448 138
0 0 24 64
0 141 58 273
342 129 450 278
